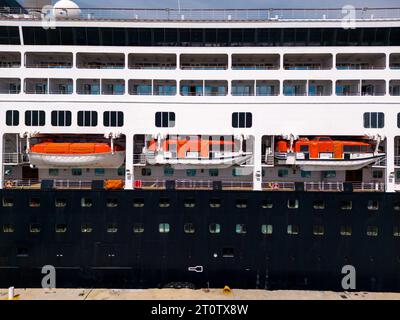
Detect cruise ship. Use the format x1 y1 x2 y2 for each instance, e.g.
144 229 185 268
1 1 400 291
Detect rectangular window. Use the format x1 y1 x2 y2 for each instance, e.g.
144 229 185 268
340 225 352 236
184 223 195 234
287 224 299 235
141 168 151 176
301 170 311 178
232 112 252 128
372 170 383 179
30 223 41 233
72 168 82 176
323 171 336 178
164 167 174 176
155 112 175 127
103 111 124 127
95 168 105 176
81 224 93 233
278 169 288 177
25 110 45 126
367 226 378 236
186 169 196 177
261 224 273 235
49 168 59 176
133 223 144 233
209 169 219 177
51 110 71 126
313 225 325 236
77 111 98 126
159 223 170 233
209 223 221 234
364 112 384 128
6 110 19 126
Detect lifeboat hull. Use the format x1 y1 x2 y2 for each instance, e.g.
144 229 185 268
146 153 252 169
276 154 385 171
28 151 125 168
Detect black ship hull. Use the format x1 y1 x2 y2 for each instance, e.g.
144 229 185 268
0 189 400 291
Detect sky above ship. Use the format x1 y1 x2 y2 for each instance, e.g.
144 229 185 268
19 0 400 9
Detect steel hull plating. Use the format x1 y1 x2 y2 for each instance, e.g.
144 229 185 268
0 189 399 291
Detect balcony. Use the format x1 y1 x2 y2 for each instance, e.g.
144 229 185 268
361 80 386 96
256 80 279 96
336 80 360 96
283 80 307 96
153 80 177 96
180 54 228 70
25 78 48 94
390 80 400 96
77 79 100 95
390 53 400 69
336 53 386 70
25 52 72 68
101 79 125 95
77 53 124 69
232 80 254 96
284 54 332 70
180 80 228 96
49 79 73 94
129 79 152 95
232 80 279 96
0 52 20 68
0 78 20 94
128 54 176 69
308 80 332 96
232 54 279 70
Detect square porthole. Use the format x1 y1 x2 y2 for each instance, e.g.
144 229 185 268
236 224 247 234
313 225 324 236
261 199 273 209
340 225 352 236
55 224 67 233
159 223 170 233
2 197 13 207
340 200 352 210
81 224 93 233
133 198 145 208
159 198 170 208
107 223 118 233
29 198 40 208
16 247 28 257
313 200 325 210
394 201 400 212
393 226 400 237
235 199 247 209
261 224 273 235
55 198 67 208
3 224 14 233
184 223 195 234
133 223 144 234
29 223 41 233
287 199 299 209
209 223 221 234
367 200 379 211
106 198 118 208
184 198 195 208
367 226 378 237
209 199 221 208
81 197 93 208
287 224 299 235
222 247 234 258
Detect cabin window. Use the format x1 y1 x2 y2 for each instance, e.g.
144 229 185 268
48 168 59 176
184 198 196 208
55 224 67 233
51 110 72 126
133 223 144 233
209 223 221 234
340 200 352 210
55 199 67 208
261 199 273 209
184 223 195 234
287 199 299 209
236 224 247 234
299 145 309 152
367 226 379 237
106 198 118 208
2 197 13 207
107 223 118 233
117 167 125 176
103 111 124 127
159 198 170 208
164 167 174 176
77 110 98 126
393 226 400 237
209 199 221 208
29 198 40 208
287 224 300 235
209 169 219 177
25 110 45 126
363 112 384 128
232 112 252 128
236 199 247 209
278 169 288 177
81 197 93 208
159 223 170 233
141 168 151 176
301 170 311 178
340 225 352 236
222 248 234 258
29 223 41 233
313 200 325 210
372 170 383 179
3 224 14 233
16 248 28 257
155 112 175 127
133 198 145 208
367 200 379 211
323 171 336 178
185 169 196 177
95 168 105 176
394 201 400 211
261 224 273 235
6 110 19 126
81 224 93 233
72 168 82 176
397 171 400 180
313 225 325 236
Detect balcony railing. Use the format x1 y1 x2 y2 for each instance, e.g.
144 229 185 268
3 7 400 22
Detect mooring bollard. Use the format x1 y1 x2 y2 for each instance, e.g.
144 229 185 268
8 287 14 300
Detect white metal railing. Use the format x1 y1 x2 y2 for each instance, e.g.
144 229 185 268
352 182 385 192
305 182 343 192
395 156 400 166
3 179 41 189
2 7 400 21
53 180 92 189
263 181 296 191
2 153 27 164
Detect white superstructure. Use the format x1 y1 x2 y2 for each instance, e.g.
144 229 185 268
0 6 399 192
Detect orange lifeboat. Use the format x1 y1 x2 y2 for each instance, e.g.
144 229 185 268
28 142 125 168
